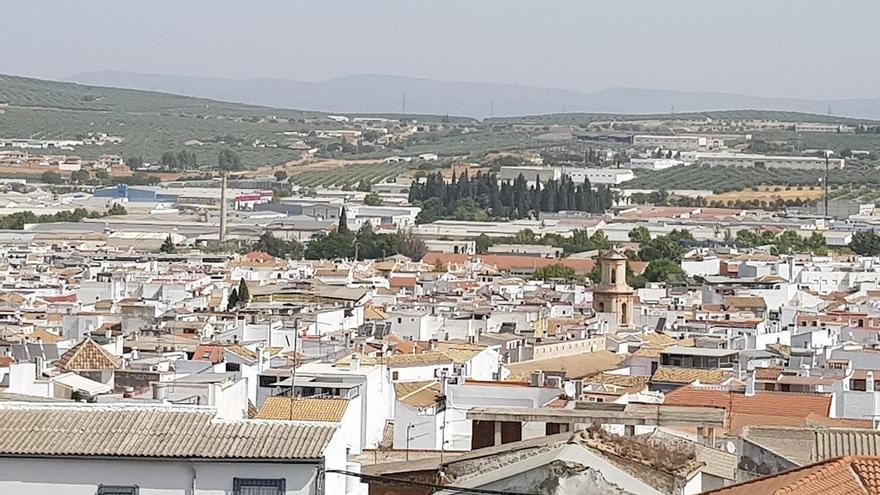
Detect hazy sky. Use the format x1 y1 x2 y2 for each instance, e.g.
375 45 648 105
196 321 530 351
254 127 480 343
4 0 879 99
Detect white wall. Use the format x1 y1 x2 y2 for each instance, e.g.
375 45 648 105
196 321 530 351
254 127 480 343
0 458 322 495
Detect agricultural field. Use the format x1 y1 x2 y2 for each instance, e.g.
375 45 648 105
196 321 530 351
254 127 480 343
624 165 880 193
707 185 824 203
289 162 414 188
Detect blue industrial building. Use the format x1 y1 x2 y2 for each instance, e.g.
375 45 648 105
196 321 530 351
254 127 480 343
93 185 179 203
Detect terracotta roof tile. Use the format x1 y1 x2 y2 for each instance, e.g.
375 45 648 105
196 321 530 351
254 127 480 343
255 397 348 422
651 367 729 385
705 456 880 495
55 337 120 371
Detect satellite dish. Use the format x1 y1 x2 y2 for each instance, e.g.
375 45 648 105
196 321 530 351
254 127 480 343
563 382 577 399
725 440 736 454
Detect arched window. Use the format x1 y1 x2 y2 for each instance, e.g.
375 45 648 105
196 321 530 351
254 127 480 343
621 302 628 325
610 269 617 284
597 302 605 312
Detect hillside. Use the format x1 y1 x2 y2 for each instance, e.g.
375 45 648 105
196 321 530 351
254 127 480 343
69 71 880 120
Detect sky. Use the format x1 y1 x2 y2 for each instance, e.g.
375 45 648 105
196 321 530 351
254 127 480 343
3 0 879 100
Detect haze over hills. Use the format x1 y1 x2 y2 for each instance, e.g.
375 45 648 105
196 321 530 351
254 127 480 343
68 70 880 120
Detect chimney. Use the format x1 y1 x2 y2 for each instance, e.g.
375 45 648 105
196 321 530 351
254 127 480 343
350 354 360 371
867 371 875 392
131 346 140 361
219 173 228 242
106 327 112 340
530 370 545 388
745 370 756 397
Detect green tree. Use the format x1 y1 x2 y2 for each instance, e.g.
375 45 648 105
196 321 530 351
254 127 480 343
107 204 127 216
532 264 576 281
253 232 303 259
40 171 63 184
643 259 686 283
629 226 652 244
159 234 177 254
237 278 251 305
125 156 144 169
363 192 383 206
160 151 178 167
338 207 349 234
218 149 242 171
95 169 110 182
851 230 880 256
226 288 239 311
356 179 372 192
475 234 494 254
70 169 90 183
274 170 288 182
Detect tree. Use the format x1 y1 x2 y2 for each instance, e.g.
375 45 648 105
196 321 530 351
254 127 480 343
629 226 652 244
70 169 90 183
363 192 383 206
851 230 880 256
218 149 242 171
40 171 62 184
253 232 303 259
95 169 110 182
237 278 251 305
643 259 686 283
531 264 576 281
338 207 350 234
160 151 178 167
274 170 288 182
475 234 494 254
356 179 372 192
125 156 144 169
226 288 239 311
159 234 177 254
107 204 127 216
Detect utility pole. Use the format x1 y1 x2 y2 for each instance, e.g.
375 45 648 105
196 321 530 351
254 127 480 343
402 93 407 114
824 151 831 218
219 173 228 242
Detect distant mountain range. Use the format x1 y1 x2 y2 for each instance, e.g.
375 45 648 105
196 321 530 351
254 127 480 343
66 71 880 120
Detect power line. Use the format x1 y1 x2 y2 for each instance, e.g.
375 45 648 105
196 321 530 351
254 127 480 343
324 469 541 495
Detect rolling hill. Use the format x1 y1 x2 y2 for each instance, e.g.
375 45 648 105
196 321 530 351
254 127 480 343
69 71 880 120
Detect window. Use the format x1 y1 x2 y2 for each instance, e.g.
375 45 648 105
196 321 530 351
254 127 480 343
233 478 286 495
96 486 138 495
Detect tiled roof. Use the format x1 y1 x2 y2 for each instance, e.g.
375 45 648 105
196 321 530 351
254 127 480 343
0 403 336 460
651 366 728 385
664 386 832 434
755 367 785 380
55 337 120 371
704 456 880 495
255 397 348 422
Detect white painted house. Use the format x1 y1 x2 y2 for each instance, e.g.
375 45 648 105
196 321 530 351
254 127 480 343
0 402 365 495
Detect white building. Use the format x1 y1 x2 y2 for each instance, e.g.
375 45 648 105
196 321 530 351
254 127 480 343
0 402 363 495
683 152 845 170
625 158 686 171
633 135 707 151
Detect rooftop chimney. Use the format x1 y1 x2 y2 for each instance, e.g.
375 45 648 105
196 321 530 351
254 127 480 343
745 370 756 397
350 354 360 371
868 371 875 392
